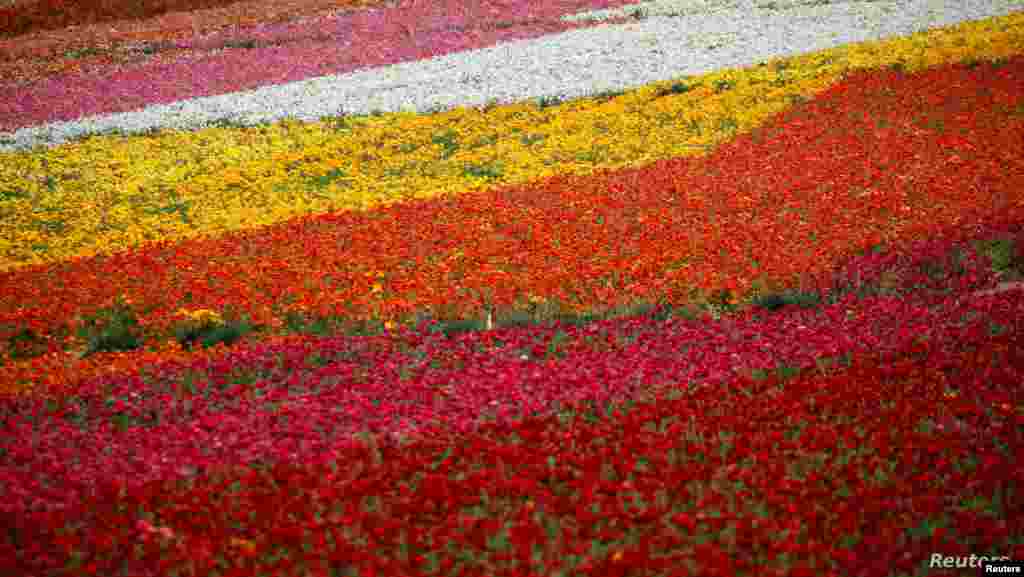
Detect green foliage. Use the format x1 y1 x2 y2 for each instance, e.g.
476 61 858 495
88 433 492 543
654 81 695 99
222 39 259 50
536 95 566 109
63 46 102 59
207 117 251 130
713 79 735 93
552 310 604 327
461 162 503 180
0 186 29 202
972 237 1023 279
75 296 144 357
429 317 488 338
495 309 537 329
589 88 627 103
751 289 823 312
324 114 355 132
432 129 461 159
519 133 546 146
344 318 388 337
173 316 254 351
309 167 348 188
4 327 47 362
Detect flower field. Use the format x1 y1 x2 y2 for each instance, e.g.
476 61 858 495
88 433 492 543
1 0 1023 575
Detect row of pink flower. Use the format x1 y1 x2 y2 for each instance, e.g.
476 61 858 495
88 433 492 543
0 0 632 131
1 217 1020 520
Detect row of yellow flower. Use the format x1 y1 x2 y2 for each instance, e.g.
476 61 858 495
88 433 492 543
1 12 1022 273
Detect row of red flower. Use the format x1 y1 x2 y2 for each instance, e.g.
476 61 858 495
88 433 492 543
4 281 1021 575
2 57 1023 396
0 0 381 39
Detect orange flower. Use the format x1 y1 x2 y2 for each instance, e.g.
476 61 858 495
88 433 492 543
230 537 258 556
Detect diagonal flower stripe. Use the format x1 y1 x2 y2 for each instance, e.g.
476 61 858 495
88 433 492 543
0 0 389 42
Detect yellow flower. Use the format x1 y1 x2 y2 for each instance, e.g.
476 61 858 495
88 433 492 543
193 309 223 324
176 308 224 326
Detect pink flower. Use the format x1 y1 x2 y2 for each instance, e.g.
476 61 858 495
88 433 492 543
136 519 177 542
